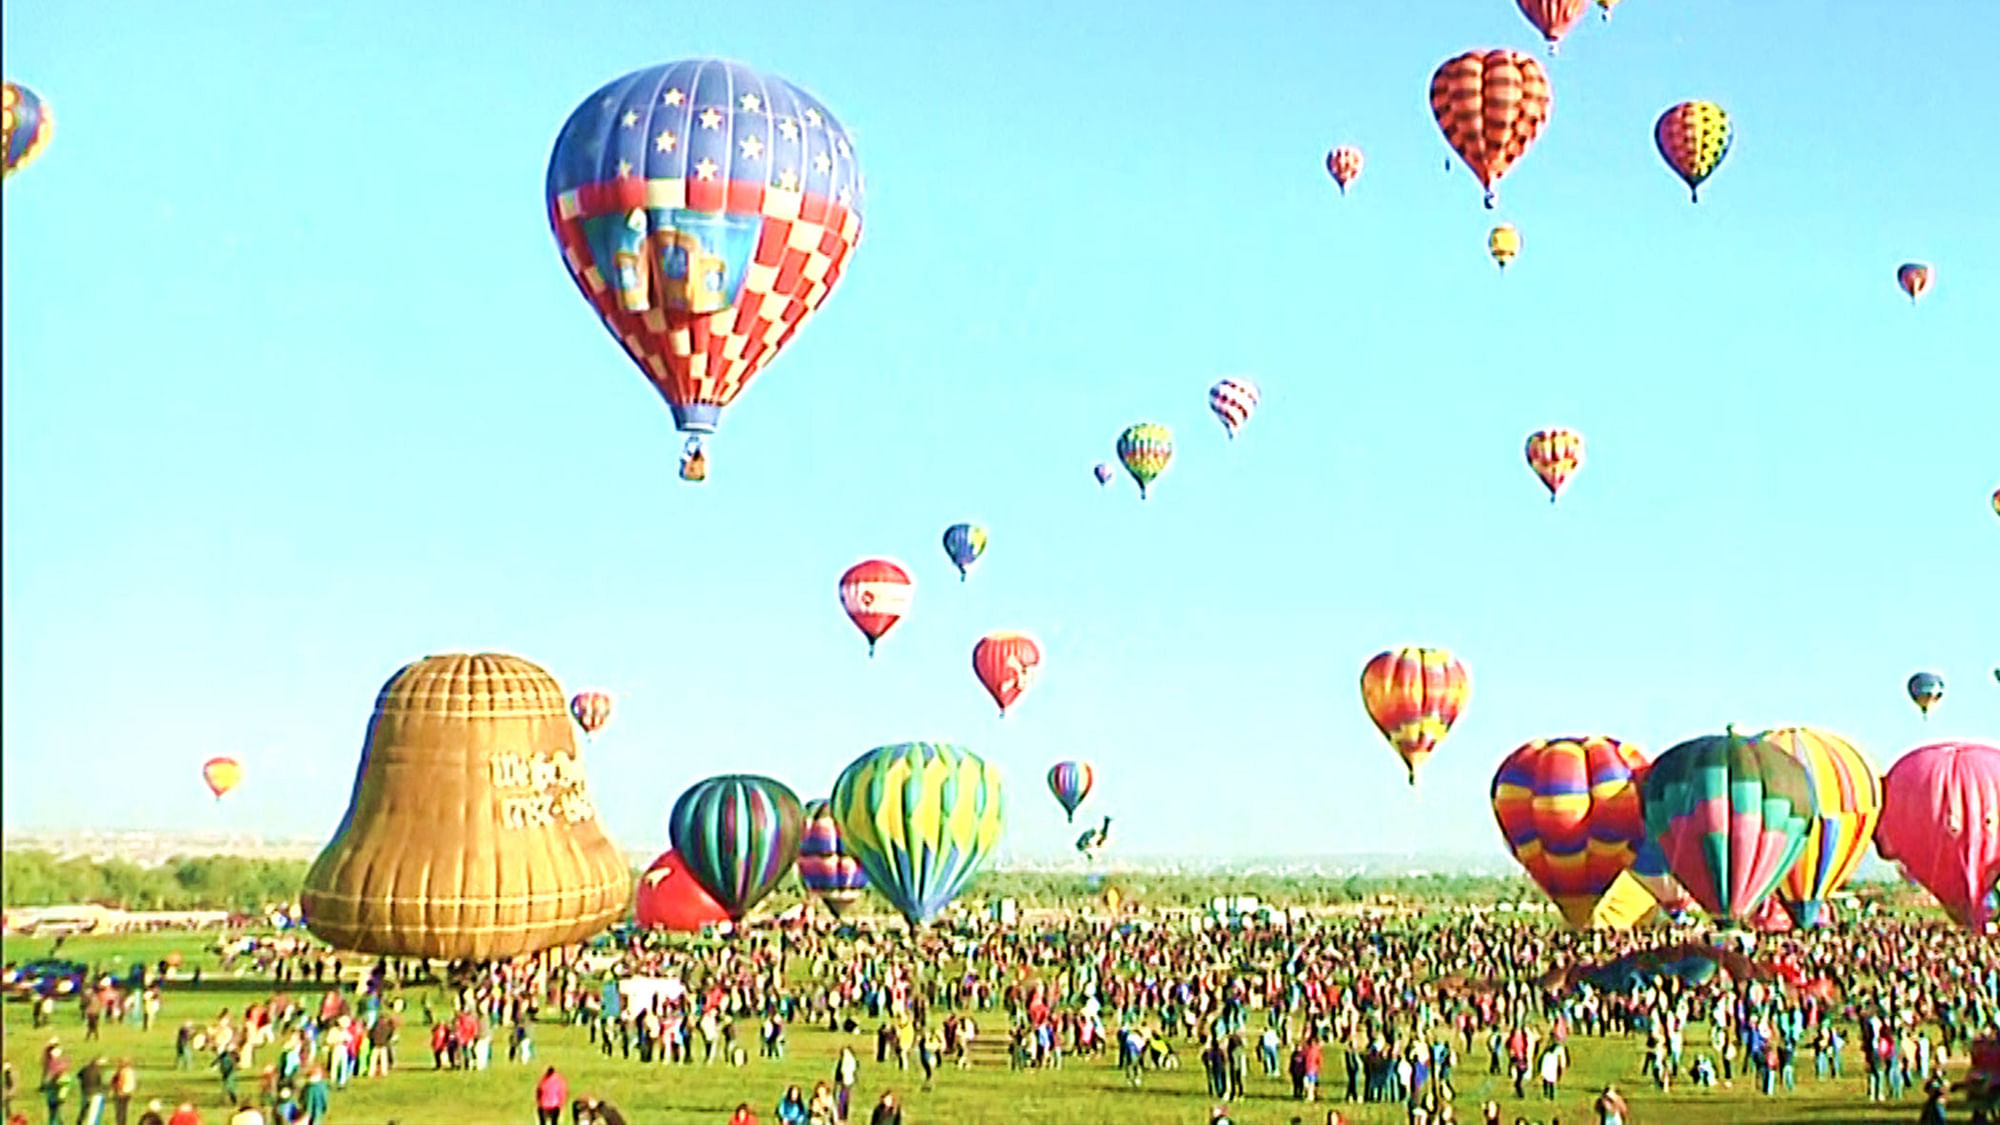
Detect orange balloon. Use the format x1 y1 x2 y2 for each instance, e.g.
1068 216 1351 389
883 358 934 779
1430 50 1553 209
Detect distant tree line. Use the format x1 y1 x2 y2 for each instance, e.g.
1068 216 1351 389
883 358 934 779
1 850 310 912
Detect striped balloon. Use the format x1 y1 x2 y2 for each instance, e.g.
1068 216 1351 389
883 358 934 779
1430 49 1552 209
1516 0 1589 53
1629 833 1695 915
1116 423 1174 499
1359 647 1470 786
838 558 914 657
1759 727 1881 928
797 798 869 918
1524 427 1584 502
1655 101 1732 203
1491 736 1649 930
1047 760 1095 823
2 81 54 180
569 690 613 736
1640 728 1814 923
1208 378 1261 439
667 774 804 921
830 742 1005 927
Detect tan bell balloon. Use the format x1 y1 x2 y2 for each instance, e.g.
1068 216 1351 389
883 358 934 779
301 653 631 960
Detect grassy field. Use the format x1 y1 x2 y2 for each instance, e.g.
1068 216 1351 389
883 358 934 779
1 932 1924 1125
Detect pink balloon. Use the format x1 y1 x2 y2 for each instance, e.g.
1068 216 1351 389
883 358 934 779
1874 741 2000 931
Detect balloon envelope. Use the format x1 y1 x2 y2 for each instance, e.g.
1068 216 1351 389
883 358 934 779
1655 101 1732 202
839 558 914 656
1047 761 1095 823
1430 50 1552 208
1359 648 1470 785
1208 379 1260 439
1524 428 1582 501
1117 423 1174 498
1897 263 1933 304
635 848 730 931
973 631 1043 716
1759 727 1881 928
829 741 1005 926
1908 671 1945 715
798 798 870 917
2 81 53 179
202 757 243 799
569 691 613 736
1491 736 1648 929
667 774 805 921
942 524 987 580
1640 729 1815 923
1874 741 2000 931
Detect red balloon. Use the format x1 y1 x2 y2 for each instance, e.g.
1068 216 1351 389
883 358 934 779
634 848 730 932
973 631 1043 717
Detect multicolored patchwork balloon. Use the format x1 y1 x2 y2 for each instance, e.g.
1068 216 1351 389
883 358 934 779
942 523 987 582
2 81 53 180
1430 50 1553 209
1490 735 1649 929
797 798 869 918
546 59 863 479
667 774 804 921
1759 727 1881 928
1359 647 1470 786
1208 378 1260 440
829 741 1005 927
1875 741 2000 931
1640 727 1815 923
1117 423 1174 498
1524 427 1584 502
1655 101 1732 203
1047 760 1095 823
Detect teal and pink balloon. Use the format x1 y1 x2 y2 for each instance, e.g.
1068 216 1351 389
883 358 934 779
1046 760 1095 823
1909 671 1945 717
667 774 804 921
2 81 53 180
942 523 987 582
1874 741 2000 931
1639 727 1815 924
797 798 869 918
828 742 1005 927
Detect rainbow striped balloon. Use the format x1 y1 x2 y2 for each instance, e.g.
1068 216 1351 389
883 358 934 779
1759 727 1881 928
1491 735 1648 930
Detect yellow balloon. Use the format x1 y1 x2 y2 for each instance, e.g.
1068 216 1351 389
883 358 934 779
1489 224 1522 271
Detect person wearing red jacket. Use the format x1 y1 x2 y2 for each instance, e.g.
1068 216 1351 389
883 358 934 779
534 1067 567 1125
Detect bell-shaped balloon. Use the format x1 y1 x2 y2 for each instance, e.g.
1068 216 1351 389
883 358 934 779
2 81 54 180
974 631 1043 717
1640 727 1815 923
829 742 1005 927
1047 761 1095 823
300 654 631 959
1360 647 1470 786
1430 50 1552 209
545 59 863 477
1655 101 1732 203
635 848 731 932
1759 727 1881 928
839 558 914 657
1117 423 1174 499
942 524 988 582
1490 735 1648 929
668 774 805 922
202 757 244 800
798 798 870 918
1875 741 2000 931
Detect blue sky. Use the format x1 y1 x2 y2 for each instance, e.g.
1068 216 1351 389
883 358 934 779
3 0 1995 864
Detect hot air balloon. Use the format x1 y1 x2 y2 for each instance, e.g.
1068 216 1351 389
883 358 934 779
1491 736 1649 929
1596 0 1621 20
1488 223 1521 271
973 631 1043 717
942 523 987 582
1325 146 1363 194
635 848 731 932
667 774 805 922
839 558 913 657
1093 463 1115 486
202 757 244 800
2 81 53 180
797 798 870 919
1655 101 1731 203
1430 50 1553 209
545 59 863 481
1629 833 1695 916
1208 378 1260 440
1517 0 1588 53
1875 741 2000 931
828 741 1005 927
1759 727 1882 928
1524 427 1584 502
300 654 630 960
1359 648 1470 786
1047 760 1095 823
1117 423 1174 498
569 690 613 737
1897 263 1933 305
1640 727 1815 923
1909 671 1945 717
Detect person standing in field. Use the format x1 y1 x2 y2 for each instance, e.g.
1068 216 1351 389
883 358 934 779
110 1058 138 1125
1593 1083 1628 1125
534 1066 566 1125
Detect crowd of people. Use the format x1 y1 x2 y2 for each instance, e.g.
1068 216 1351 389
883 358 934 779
2 904 1995 1124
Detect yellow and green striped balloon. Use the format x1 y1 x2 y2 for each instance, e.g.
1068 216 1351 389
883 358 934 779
1116 422 1174 499
829 741 1005 926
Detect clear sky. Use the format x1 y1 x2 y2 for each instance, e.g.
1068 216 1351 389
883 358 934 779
3 0 1995 865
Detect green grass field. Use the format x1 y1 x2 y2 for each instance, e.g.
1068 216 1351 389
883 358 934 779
1 932 1921 1125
